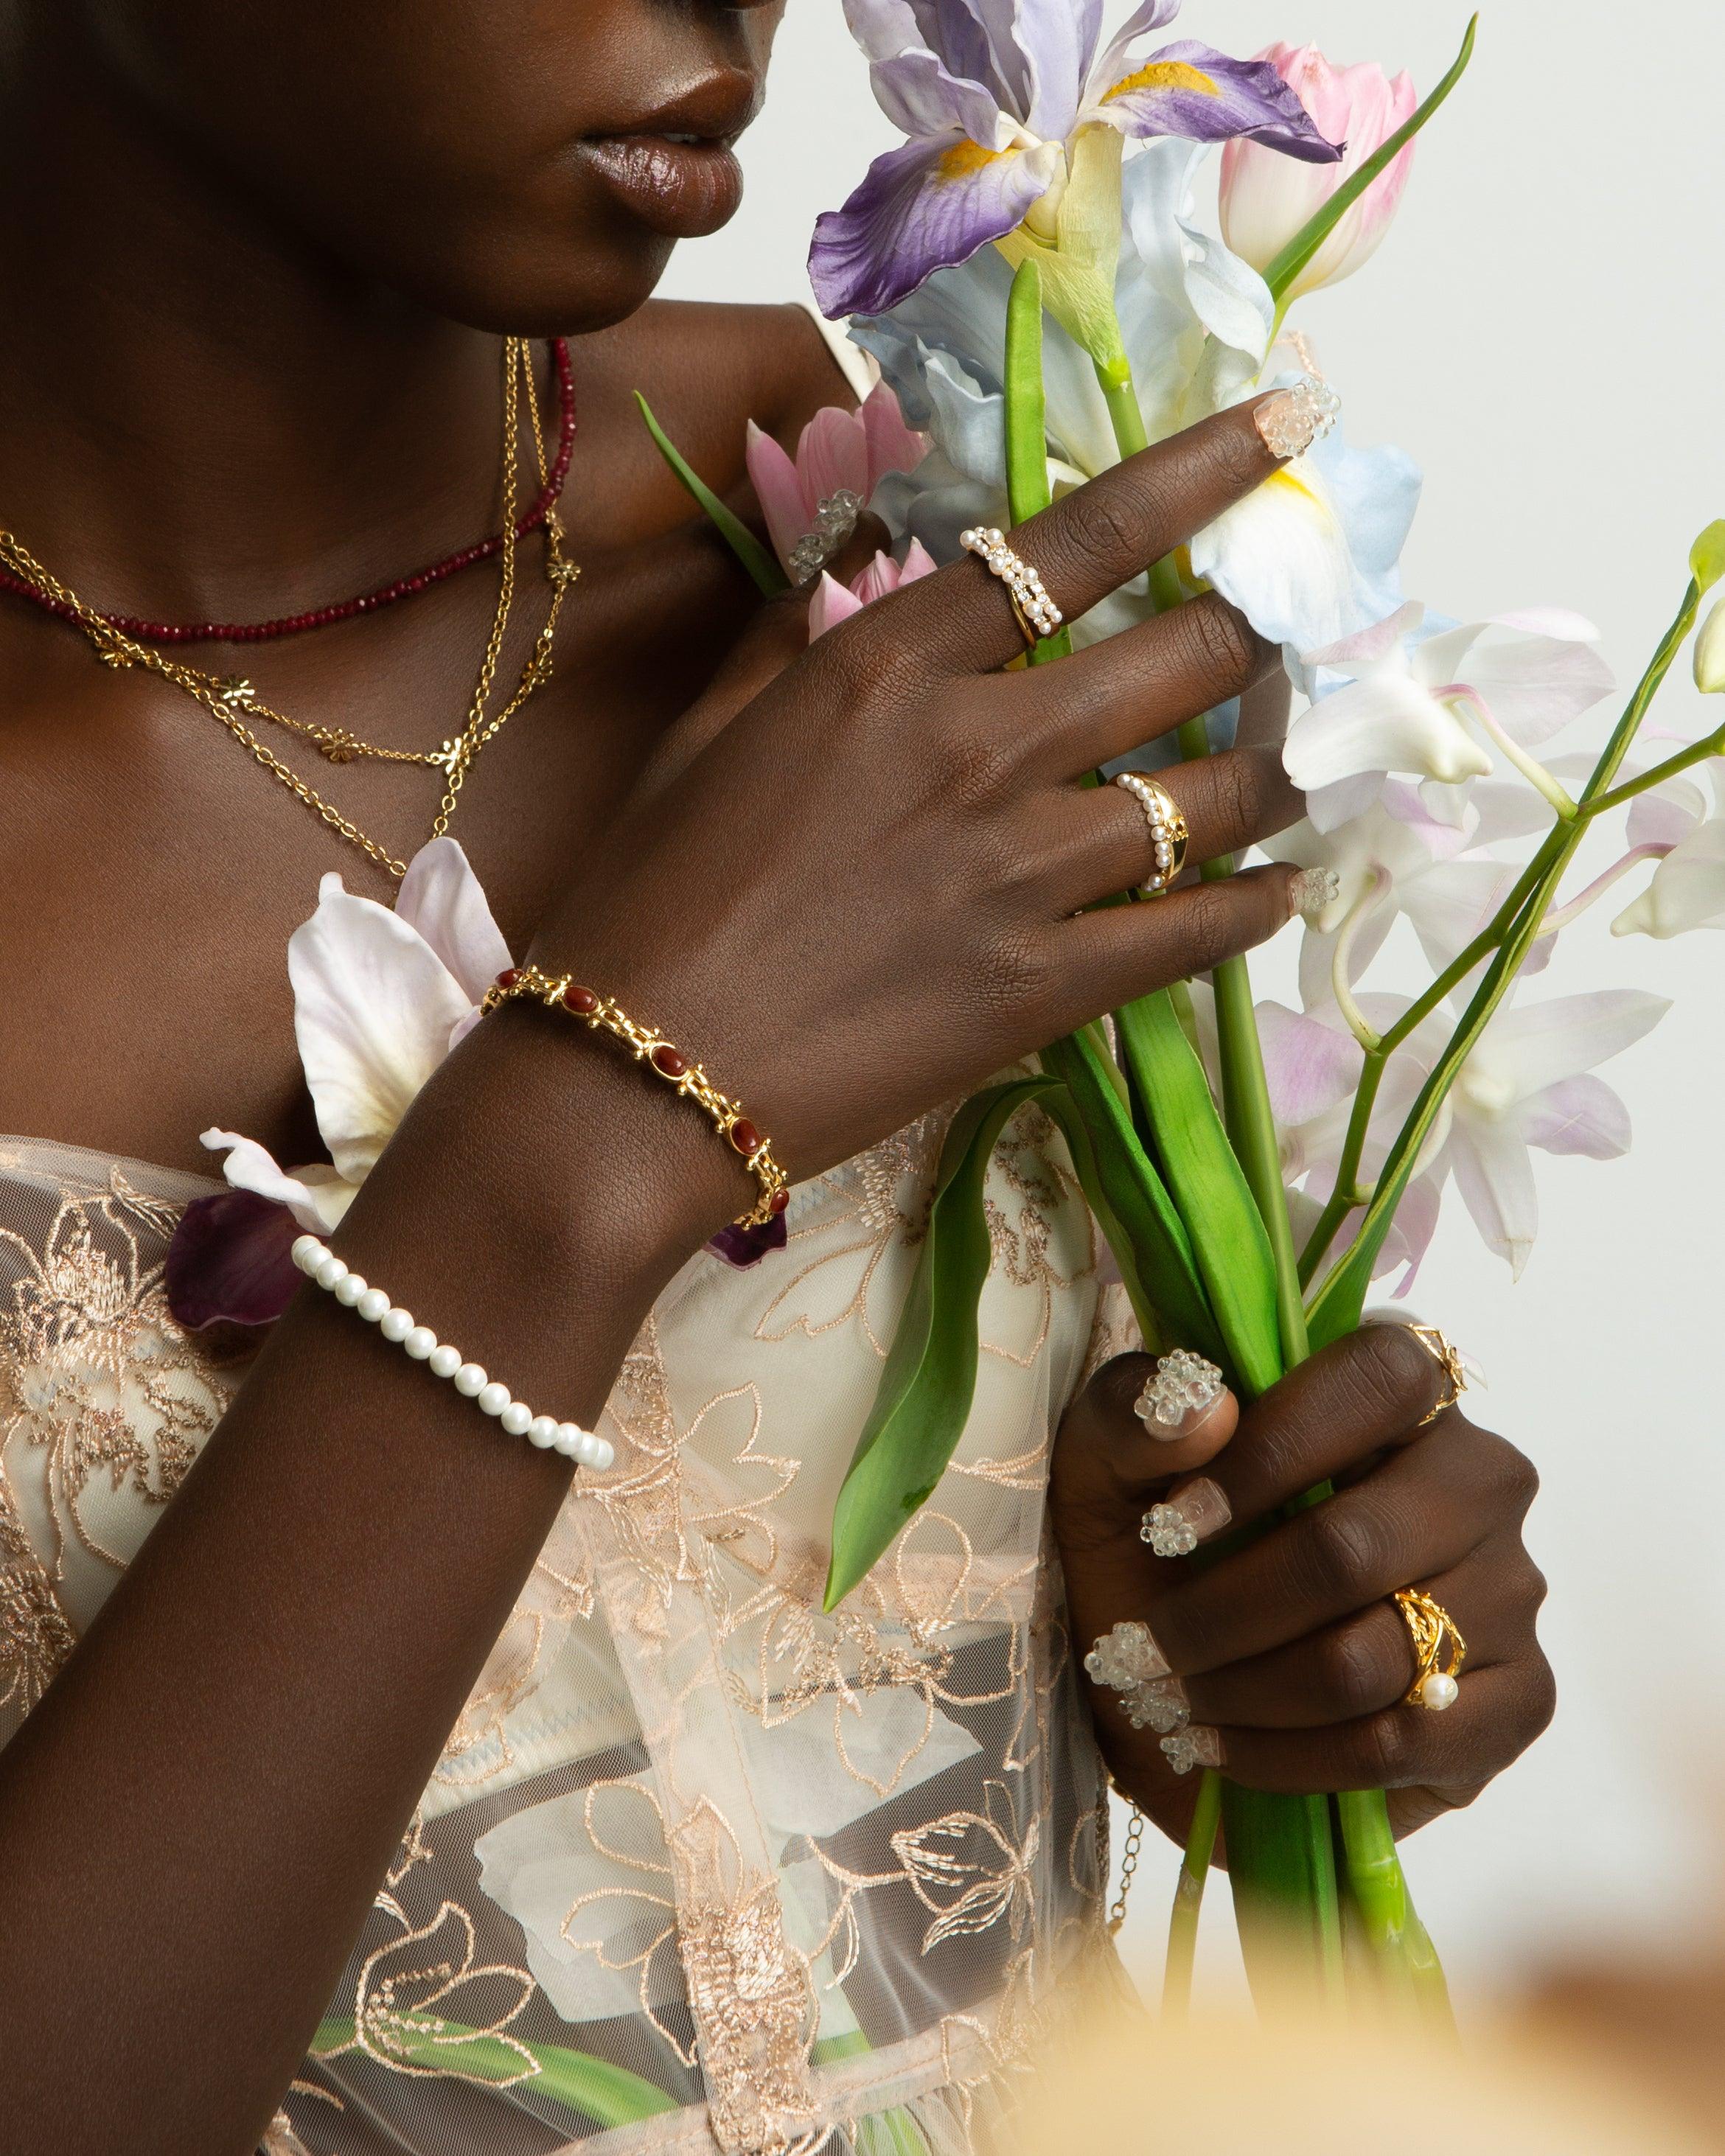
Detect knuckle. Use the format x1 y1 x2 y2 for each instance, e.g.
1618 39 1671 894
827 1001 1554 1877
1358 1708 1414 1787
974 926 1053 1028
1344 1322 1440 1432
1174 881 1241 969
944 716 1016 815
1303 1500 1388 1605
1182 594 1258 691
1061 481 1157 576
1320 1620 1402 1719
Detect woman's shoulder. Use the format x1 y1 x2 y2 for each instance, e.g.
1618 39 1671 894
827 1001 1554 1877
579 298 859 498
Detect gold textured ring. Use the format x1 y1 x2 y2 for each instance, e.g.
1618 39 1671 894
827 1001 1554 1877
958 525 1064 648
1113 772 1191 896
1408 1323 1468 1426
1393 1588 1467 1711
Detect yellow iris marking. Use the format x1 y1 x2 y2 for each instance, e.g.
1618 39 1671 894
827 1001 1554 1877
938 138 1016 180
1266 465 1337 526
1102 60 1219 102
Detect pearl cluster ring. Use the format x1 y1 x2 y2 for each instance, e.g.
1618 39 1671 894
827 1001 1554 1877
290 1235 614 1470
1112 771 1190 895
958 526 1064 645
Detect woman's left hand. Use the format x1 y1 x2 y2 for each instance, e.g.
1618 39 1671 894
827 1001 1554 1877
1049 1322 1555 1842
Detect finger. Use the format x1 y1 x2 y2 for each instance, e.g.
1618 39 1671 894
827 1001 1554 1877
885 398 1288 675
1144 1324 1458 1548
1016 593 1280 775
1039 745 1302 913
1051 1351 1238 1549
1047 863 1300 1035
1134 1419 1513 1678
1187 1658 1558 1796
1179 1535 1548 1732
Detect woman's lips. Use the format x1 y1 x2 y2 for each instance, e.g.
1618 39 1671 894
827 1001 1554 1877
582 135 745 238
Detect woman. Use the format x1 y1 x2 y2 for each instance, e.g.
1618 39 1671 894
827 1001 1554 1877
0 3 1553 2152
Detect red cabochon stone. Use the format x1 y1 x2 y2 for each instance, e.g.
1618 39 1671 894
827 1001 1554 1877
563 985 600 1016
652 1045 689 1078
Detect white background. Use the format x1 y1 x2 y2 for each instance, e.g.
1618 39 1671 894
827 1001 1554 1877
663 3 1725 2004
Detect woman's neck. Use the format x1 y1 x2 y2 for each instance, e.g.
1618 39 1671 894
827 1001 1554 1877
0 27 510 628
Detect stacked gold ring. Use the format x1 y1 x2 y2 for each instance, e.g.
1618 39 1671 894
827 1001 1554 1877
1393 1588 1467 1711
1113 772 1191 895
958 526 1064 648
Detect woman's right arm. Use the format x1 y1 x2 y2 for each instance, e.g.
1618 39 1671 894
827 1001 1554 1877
0 399 1306 2155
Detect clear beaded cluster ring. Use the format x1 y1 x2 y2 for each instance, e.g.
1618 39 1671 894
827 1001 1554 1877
958 526 1064 643
290 1235 614 1469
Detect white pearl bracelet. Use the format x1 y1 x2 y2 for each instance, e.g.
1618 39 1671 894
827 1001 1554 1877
290 1235 614 1471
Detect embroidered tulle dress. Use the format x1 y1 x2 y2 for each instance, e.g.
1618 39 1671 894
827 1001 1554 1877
0 1105 1131 2156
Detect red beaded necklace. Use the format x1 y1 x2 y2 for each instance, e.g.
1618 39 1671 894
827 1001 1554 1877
0 338 576 647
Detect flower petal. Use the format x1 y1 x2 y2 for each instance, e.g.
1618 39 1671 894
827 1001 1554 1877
745 420 816 571
1449 1111 1540 1280
201 1130 358 1232
797 403 875 511
1090 41 1344 162
859 380 931 489
1255 1001 1362 1125
394 838 512 1005
810 133 1061 318
705 1215 790 1269
1522 1072 1632 1160
1285 671 1492 798
842 0 1015 142
1612 820 1725 939
808 570 867 639
166 1188 303 1330
288 873 475 1185
1477 989 1671 1103
1416 614 1614 750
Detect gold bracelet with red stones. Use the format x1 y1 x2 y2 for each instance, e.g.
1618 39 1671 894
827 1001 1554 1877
481 966 791 1230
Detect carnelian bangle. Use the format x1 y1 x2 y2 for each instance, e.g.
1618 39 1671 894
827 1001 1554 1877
482 967 791 1230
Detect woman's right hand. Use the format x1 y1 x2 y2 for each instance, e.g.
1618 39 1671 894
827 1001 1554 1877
530 397 1306 1216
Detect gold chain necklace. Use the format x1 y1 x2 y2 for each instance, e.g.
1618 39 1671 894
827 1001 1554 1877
0 338 579 880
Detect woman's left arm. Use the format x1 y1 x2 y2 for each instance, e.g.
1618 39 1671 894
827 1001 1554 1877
1050 1323 1555 1841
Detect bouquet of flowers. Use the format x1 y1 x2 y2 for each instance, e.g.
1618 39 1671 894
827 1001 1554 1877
647 2 1725 2014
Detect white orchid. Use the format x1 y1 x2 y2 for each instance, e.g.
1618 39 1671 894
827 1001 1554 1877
1284 602 1615 833
857 142 1421 659
1611 763 1725 940
203 838 510 1231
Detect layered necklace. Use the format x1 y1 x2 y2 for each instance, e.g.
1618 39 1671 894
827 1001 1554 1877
0 338 579 881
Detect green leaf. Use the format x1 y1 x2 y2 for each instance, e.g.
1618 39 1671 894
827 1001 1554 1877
634 391 789 599
1114 989 1281 1397
1264 15 1480 305
310 2017 675 2126
825 1080 1056 1610
1221 1785 1343 2008
1692 519 1725 595
1038 1030 1225 1369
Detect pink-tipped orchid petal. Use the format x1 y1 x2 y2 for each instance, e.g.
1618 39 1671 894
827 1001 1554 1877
1449 1111 1541 1282
1521 1073 1633 1161
1613 820 1725 940
1473 990 1670 1106
394 838 512 1006
288 872 476 1185
808 541 937 640
1415 614 1614 750
1625 778 1706 852
1255 1001 1363 1126
1285 668 1495 798
1220 46 1417 299
796 403 877 511
808 571 867 640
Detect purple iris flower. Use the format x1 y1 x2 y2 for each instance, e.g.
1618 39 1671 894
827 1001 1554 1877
811 0 1342 321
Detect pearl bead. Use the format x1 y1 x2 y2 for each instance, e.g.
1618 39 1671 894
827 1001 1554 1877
500 1401 533 1437
527 1416 560 1450
380 1308 414 1344
554 1423 583 1458
403 1327 438 1361
1421 1672 1460 1712
453 1362 488 1398
290 1235 324 1272
576 1431 614 1471
428 1344 463 1381
333 1272 367 1307
477 1381 512 1417
357 1288 391 1324
314 1254 349 1291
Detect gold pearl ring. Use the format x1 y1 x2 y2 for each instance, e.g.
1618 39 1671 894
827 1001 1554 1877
1393 1588 1467 1712
1113 772 1191 895
958 526 1064 649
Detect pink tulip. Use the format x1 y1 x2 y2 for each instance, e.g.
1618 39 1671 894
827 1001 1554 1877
1220 45 1418 301
807 541 938 641
746 383 927 581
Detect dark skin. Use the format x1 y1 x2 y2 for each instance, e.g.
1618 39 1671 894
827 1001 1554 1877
0 2 1552 2147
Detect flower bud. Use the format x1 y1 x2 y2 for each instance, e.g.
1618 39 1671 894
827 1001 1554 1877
1220 45 1416 301
1696 597 1725 694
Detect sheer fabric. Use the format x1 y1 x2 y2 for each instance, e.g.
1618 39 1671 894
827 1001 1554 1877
0 1109 1132 2155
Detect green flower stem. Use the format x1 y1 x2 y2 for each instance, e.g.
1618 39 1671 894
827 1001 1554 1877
1007 260 1073 666
1580 722 1725 817
1163 1768 1223 2020
1308 577 1705 1330
1096 362 1150 459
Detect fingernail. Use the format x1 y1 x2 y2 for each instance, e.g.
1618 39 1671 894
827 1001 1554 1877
1140 1478 1233 1558
1135 1349 1225 1438
1123 1675 1191 1736
1289 865 1342 924
1160 1726 1224 1776
1084 1619 1170 1689
1254 374 1342 462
